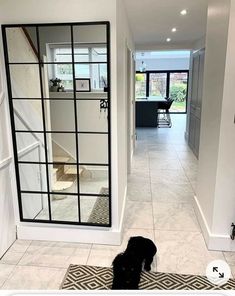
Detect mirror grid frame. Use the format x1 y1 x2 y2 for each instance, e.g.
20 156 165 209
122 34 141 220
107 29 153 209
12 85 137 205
1 21 111 227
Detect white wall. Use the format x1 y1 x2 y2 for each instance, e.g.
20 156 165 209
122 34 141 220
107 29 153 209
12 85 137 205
213 0 235 236
0 0 132 244
195 0 235 251
116 0 135 226
136 57 190 71
0 35 16 257
49 92 108 163
193 36 206 51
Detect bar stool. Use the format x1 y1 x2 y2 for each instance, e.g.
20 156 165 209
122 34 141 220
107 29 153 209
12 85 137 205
157 99 174 128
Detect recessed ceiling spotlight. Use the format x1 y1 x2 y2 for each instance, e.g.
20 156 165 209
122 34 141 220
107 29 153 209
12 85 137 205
166 38 171 42
180 9 187 15
172 27 177 32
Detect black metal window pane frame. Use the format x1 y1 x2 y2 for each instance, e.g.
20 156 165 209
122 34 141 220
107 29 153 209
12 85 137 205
8 62 108 65
169 71 189 114
2 21 111 227
136 70 189 114
15 130 109 135
21 191 109 197
18 161 109 167
71 24 81 223
36 26 52 220
11 98 110 101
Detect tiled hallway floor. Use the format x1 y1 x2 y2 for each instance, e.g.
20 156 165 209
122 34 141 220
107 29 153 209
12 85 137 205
1 115 235 289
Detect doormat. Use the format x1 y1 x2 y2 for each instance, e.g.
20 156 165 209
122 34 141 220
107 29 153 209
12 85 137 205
87 187 109 224
61 264 235 290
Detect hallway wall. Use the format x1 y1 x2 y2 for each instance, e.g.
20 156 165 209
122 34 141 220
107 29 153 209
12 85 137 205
0 34 16 257
116 0 135 225
0 0 134 244
195 0 235 251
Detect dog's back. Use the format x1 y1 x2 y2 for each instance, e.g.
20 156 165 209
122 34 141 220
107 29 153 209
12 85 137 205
126 236 157 257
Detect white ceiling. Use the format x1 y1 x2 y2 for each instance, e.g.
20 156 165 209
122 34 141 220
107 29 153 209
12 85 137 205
123 0 208 47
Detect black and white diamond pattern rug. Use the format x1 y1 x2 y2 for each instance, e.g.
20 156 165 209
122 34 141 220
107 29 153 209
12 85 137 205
60 265 235 290
87 187 109 225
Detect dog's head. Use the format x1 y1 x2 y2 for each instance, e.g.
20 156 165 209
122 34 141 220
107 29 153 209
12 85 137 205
112 253 142 288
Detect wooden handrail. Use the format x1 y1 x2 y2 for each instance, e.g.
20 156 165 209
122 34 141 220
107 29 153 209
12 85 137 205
22 27 39 61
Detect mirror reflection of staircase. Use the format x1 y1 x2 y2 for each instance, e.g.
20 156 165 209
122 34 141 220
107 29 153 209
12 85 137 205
52 141 84 197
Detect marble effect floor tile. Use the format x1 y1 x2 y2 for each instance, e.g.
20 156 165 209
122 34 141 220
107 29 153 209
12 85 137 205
18 241 91 268
129 168 150 179
9 240 31 253
127 176 151 201
150 169 189 184
223 252 235 265
0 264 15 288
124 201 154 229
152 202 200 232
0 251 25 265
2 265 66 289
230 265 235 278
150 158 183 171
155 230 224 276
151 182 194 203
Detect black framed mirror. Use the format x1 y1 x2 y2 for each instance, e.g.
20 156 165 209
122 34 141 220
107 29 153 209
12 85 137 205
2 22 111 227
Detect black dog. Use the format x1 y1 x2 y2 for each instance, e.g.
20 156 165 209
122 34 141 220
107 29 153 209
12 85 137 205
112 236 157 290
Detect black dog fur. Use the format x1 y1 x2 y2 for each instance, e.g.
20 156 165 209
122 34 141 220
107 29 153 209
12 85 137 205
112 236 157 290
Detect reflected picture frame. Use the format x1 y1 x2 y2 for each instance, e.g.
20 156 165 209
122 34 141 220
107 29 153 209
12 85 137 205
75 78 91 92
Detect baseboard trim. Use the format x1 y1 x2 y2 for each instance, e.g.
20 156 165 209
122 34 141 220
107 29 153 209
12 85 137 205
17 223 121 245
193 195 210 244
193 195 235 251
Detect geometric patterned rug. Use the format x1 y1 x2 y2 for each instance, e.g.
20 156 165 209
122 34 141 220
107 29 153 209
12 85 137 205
60 265 235 290
87 187 109 225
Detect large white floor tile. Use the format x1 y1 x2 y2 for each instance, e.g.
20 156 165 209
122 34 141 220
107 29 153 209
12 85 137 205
223 252 235 265
155 230 224 276
0 264 15 288
2 265 66 289
0 251 24 265
153 202 200 232
230 265 235 278
150 158 183 171
8 240 31 253
127 176 151 201
151 182 194 203
18 241 91 268
124 201 154 229
150 169 189 184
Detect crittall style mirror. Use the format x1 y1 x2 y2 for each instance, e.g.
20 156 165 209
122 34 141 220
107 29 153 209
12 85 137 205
2 22 111 226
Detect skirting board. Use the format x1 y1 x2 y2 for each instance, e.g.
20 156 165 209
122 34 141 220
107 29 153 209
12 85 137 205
17 223 122 245
17 187 128 246
193 195 235 251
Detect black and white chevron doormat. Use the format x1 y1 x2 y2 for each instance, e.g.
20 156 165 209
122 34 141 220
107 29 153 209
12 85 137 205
60 264 235 290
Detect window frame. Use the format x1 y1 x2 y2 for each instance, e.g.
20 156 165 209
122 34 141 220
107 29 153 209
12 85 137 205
136 70 189 114
2 21 112 228
51 43 107 91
